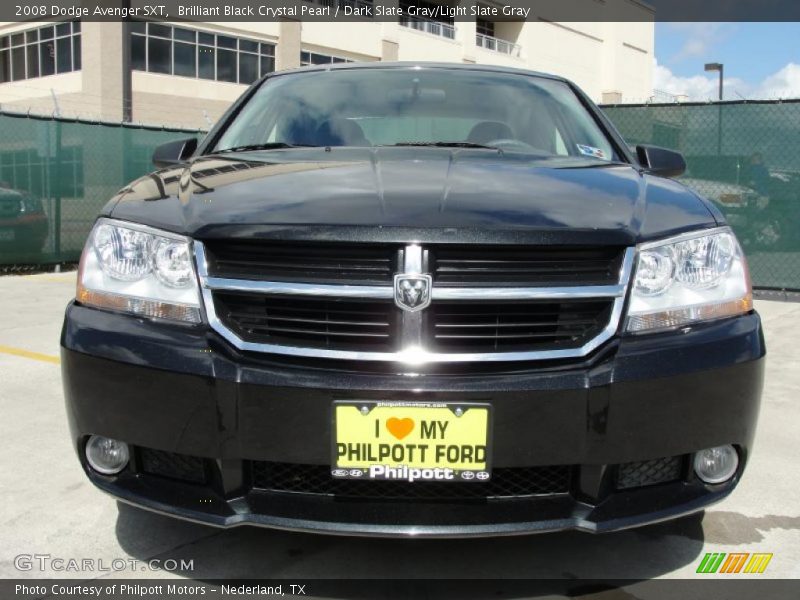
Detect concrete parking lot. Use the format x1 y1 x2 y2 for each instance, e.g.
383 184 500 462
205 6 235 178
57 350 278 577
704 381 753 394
1 271 798 584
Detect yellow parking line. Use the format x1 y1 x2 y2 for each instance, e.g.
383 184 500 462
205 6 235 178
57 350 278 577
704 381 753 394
0 344 60 365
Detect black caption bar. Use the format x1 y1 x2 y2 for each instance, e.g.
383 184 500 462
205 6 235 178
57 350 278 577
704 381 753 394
2 0 800 23
4 579 800 599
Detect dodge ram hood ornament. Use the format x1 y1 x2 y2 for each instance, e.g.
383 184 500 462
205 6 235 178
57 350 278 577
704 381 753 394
394 274 432 312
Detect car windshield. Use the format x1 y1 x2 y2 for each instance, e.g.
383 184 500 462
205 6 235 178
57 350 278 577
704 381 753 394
212 67 619 161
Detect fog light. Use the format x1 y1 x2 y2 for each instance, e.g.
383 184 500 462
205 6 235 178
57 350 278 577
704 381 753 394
694 445 738 484
85 435 129 475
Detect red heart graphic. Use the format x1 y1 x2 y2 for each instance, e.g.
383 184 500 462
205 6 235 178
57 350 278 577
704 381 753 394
386 417 415 440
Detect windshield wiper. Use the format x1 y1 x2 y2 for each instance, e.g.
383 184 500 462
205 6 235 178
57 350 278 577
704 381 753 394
214 142 318 154
385 141 499 150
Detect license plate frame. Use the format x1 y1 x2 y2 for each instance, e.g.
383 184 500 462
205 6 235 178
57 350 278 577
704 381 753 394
331 400 493 483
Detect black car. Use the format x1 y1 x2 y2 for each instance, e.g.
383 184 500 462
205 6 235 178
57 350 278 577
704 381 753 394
0 184 48 261
61 63 764 537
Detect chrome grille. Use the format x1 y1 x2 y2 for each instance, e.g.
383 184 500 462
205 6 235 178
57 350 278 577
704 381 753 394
203 240 398 284
196 242 635 364
213 292 398 352
430 300 613 353
431 245 624 287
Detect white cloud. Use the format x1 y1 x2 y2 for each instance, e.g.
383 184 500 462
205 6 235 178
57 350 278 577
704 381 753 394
653 60 800 101
755 63 800 99
653 61 743 101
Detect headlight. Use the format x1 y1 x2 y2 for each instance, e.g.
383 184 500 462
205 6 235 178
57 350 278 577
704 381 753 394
77 218 202 323
626 227 752 333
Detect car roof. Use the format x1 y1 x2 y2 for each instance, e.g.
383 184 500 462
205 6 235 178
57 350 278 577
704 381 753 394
269 61 571 84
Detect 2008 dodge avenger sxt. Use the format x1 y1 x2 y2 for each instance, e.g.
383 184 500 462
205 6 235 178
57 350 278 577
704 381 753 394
61 63 764 537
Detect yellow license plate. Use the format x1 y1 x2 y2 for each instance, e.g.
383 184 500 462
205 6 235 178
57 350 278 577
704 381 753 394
332 401 492 482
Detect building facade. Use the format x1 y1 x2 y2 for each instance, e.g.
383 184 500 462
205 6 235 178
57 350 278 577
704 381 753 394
0 0 654 129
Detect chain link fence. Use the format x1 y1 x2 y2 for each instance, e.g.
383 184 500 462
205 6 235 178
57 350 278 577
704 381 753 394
2 102 799 291
0 111 202 268
603 99 800 291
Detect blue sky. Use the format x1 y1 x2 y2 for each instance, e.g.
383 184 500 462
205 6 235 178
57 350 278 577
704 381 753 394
654 23 800 100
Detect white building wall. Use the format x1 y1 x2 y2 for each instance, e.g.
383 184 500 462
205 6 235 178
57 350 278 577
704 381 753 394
521 22 605 98
300 21 383 60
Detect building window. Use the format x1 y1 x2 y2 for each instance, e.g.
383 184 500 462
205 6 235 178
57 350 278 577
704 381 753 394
300 51 354 66
476 19 494 38
475 15 521 56
0 22 81 84
399 1 456 39
130 23 275 84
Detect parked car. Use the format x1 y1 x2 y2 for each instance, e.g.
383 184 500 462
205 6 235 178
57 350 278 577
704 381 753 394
680 155 800 251
0 183 48 260
679 177 758 210
680 175 794 251
61 63 764 537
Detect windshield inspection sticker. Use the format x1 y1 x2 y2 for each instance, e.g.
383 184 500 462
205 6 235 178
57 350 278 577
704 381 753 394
577 144 609 159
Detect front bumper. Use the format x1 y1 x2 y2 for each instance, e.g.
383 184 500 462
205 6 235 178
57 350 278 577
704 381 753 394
61 303 765 537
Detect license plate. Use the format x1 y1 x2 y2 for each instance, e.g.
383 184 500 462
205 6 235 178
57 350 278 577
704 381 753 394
332 401 492 482
0 229 15 241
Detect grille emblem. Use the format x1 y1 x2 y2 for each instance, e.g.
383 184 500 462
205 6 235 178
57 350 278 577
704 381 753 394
394 274 432 312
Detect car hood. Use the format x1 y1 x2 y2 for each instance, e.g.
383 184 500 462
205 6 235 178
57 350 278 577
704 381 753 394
108 147 717 245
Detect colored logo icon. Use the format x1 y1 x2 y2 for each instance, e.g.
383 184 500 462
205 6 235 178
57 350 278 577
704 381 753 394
696 552 773 574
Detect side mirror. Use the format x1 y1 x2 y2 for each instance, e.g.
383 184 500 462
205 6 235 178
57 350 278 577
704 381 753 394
635 145 686 178
152 138 198 169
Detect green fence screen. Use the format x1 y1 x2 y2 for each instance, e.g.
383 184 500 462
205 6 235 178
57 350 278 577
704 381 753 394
0 112 201 267
1 102 799 291
603 99 800 291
